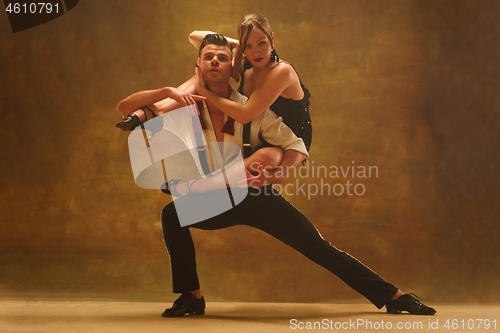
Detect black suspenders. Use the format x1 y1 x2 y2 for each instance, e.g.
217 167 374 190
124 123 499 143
192 114 213 176
242 122 252 158
194 113 253 175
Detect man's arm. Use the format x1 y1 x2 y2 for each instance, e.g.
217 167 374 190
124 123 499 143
245 108 308 187
246 149 307 187
258 109 309 158
273 149 307 184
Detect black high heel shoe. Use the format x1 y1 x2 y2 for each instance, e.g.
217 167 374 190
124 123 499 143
386 293 436 315
116 114 141 131
161 179 180 196
161 178 202 196
160 182 172 195
116 107 157 131
161 293 205 317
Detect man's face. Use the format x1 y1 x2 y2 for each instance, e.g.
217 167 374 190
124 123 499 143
197 44 232 84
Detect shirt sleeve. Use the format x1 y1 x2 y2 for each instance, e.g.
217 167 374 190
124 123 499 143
256 109 309 157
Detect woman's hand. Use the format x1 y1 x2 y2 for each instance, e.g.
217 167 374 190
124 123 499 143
195 65 208 95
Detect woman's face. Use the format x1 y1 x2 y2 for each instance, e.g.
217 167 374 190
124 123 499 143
242 27 273 68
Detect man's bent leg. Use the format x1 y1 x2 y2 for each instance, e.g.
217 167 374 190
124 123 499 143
161 190 241 293
161 201 200 293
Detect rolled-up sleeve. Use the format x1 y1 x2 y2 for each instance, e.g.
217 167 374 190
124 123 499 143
254 109 309 157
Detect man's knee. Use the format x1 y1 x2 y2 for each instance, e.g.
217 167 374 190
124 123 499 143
161 202 179 229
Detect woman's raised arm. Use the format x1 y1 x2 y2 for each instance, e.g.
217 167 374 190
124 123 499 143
188 30 240 49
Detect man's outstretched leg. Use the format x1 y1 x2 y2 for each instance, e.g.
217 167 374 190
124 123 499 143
235 186 436 315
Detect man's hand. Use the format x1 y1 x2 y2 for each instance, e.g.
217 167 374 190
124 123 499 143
243 164 288 188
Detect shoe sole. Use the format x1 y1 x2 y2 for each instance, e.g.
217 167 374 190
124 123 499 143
161 309 205 317
386 308 436 315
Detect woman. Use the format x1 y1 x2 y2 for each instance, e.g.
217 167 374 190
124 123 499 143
191 14 312 152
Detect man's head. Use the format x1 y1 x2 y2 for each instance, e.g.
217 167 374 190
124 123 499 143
197 34 233 86
198 33 233 57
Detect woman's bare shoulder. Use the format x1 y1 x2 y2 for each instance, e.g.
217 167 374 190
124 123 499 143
269 61 299 83
271 61 303 99
272 60 294 73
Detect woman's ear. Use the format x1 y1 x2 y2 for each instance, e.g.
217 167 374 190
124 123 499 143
271 32 275 44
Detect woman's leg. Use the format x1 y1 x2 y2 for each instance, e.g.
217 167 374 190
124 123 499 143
171 147 284 195
116 106 158 131
120 106 156 121
117 75 198 129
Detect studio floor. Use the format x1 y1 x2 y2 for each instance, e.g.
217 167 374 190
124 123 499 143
1 295 499 333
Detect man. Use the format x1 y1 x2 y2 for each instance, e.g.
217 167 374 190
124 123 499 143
119 34 436 317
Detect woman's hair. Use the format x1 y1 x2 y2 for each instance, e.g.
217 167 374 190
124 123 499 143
238 13 274 49
199 33 233 56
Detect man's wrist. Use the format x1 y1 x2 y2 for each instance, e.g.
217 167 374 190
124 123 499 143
270 167 289 185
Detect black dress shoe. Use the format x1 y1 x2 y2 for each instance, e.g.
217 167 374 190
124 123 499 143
386 293 436 315
161 293 205 317
116 114 141 131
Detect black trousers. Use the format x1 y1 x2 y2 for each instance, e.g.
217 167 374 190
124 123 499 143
161 185 398 309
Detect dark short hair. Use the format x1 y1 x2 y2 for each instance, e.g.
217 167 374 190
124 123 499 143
198 33 233 56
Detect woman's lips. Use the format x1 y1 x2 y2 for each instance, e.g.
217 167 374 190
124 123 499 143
254 58 264 63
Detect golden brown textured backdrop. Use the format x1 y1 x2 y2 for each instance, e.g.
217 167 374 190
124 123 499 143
0 0 499 303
